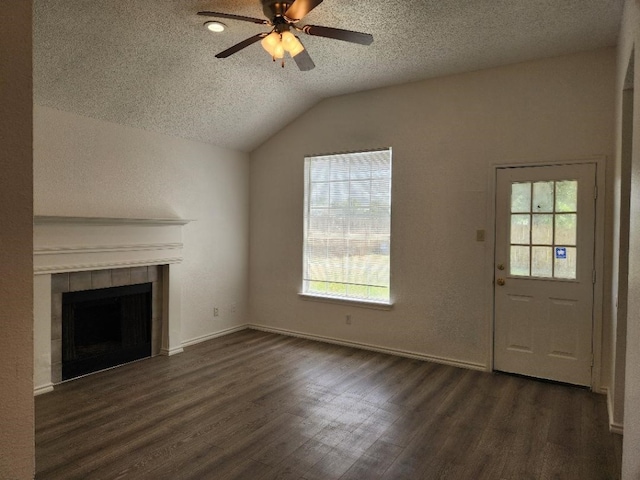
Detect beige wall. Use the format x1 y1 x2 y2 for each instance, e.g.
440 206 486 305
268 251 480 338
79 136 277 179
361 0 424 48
34 106 250 346
0 1 35 478
620 1 640 477
249 49 616 373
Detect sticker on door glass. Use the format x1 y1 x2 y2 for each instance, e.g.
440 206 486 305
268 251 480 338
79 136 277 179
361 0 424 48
555 247 567 259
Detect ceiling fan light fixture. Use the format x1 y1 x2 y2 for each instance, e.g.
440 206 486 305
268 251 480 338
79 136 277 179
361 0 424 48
261 31 285 58
281 31 304 57
204 21 226 32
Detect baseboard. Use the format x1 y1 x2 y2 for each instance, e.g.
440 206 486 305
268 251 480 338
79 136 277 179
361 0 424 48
34 383 54 396
247 324 488 372
181 325 248 349
604 387 624 435
160 346 184 356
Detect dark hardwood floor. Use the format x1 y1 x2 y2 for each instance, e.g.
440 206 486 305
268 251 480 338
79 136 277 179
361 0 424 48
36 329 622 479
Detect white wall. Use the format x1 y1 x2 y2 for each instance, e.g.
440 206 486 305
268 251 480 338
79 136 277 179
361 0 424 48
0 1 34 478
249 49 615 371
34 106 250 346
620 1 640 477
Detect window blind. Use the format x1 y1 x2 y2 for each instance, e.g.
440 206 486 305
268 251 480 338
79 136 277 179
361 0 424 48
303 148 392 302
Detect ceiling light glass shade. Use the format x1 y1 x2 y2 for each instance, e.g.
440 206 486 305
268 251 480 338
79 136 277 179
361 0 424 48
204 21 226 32
261 32 284 58
281 31 305 57
273 43 285 59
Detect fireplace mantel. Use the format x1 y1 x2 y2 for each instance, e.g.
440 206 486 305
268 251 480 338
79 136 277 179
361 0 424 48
33 215 191 395
34 216 191 274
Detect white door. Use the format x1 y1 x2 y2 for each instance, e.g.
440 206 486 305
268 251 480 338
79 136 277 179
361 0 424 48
494 163 596 386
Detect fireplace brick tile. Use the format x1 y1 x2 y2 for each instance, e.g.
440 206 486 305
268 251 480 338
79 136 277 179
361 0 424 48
112 268 132 287
148 265 159 282
51 273 70 293
51 294 62 341
130 266 148 284
152 282 162 317
51 362 62 384
91 269 112 289
70 271 92 292
51 339 61 367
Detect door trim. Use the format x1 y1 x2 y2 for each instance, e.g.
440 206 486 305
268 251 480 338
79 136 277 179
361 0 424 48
486 156 607 391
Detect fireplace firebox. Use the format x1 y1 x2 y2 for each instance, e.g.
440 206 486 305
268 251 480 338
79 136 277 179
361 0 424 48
62 283 152 380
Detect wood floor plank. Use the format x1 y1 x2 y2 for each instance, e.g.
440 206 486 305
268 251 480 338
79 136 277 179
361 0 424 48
35 330 621 480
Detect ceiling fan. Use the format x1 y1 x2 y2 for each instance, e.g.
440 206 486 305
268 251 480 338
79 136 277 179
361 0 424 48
197 0 374 71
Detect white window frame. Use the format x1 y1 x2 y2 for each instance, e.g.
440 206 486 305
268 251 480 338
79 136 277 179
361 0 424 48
301 148 392 307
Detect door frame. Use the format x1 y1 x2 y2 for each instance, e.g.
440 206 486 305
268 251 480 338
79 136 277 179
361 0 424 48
486 156 607 391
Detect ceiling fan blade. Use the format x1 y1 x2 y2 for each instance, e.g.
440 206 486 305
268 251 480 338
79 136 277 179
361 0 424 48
284 0 323 21
197 11 269 25
301 25 373 45
215 33 266 58
293 43 315 71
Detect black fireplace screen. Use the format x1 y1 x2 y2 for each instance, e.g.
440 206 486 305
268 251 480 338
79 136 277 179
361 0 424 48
62 283 152 380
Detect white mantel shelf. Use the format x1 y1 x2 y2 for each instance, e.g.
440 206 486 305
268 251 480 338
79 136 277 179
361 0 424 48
34 215 191 275
34 215 192 226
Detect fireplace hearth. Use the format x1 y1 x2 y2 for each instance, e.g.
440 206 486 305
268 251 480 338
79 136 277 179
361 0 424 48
62 283 152 380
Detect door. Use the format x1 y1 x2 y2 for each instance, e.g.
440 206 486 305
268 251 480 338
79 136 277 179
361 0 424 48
494 163 596 386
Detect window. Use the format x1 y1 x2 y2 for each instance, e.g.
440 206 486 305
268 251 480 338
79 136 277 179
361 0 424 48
510 180 578 279
303 148 392 303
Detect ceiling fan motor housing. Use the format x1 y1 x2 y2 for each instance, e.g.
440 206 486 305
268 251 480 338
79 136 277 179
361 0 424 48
261 0 294 20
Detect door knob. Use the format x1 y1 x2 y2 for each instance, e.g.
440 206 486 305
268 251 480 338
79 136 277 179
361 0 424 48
497 264 505 270
496 278 505 286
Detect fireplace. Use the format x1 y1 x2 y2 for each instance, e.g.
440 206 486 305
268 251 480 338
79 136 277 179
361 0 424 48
33 216 189 395
62 283 152 380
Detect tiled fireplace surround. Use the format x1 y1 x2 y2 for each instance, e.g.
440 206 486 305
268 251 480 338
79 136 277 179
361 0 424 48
34 216 189 395
50 266 163 384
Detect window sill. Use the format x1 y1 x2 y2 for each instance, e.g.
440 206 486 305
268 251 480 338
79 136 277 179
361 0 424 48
298 293 393 311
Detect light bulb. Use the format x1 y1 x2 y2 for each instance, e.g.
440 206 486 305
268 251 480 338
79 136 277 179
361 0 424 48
273 43 285 59
261 32 282 58
281 31 305 57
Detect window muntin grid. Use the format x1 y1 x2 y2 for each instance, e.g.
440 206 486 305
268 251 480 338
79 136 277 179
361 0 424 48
509 180 578 280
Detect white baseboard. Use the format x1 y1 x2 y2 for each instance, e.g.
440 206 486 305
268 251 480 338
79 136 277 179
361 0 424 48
160 346 184 356
181 325 248 349
34 383 54 396
247 324 488 372
604 387 624 435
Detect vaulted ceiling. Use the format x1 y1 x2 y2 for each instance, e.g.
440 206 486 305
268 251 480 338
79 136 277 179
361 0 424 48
34 0 623 152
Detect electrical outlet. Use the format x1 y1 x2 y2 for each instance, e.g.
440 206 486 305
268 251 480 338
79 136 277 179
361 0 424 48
346 314 352 325
231 303 237 314
213 307 219 317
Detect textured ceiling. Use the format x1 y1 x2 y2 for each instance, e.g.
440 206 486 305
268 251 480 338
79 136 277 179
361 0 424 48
34 0 623 152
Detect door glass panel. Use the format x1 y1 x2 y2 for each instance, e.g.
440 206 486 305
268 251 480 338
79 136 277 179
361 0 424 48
532 215 553 245
556 181 578 212
533 182 554 212
555 247 577 279
509 178 578 279
532 247 553 277
511 183 531 213
510 246 530 276
555 214 577 246
511 215 530 244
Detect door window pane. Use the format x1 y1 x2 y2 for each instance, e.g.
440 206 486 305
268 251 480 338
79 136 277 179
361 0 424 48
510 246 530 276
532 247 553 277
555 214 577 246
508 178 579 280
533 182 554 212
511 214 530 244
556 181 577 212
555 247 577 279
511 183 531 213
532 215 553 245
